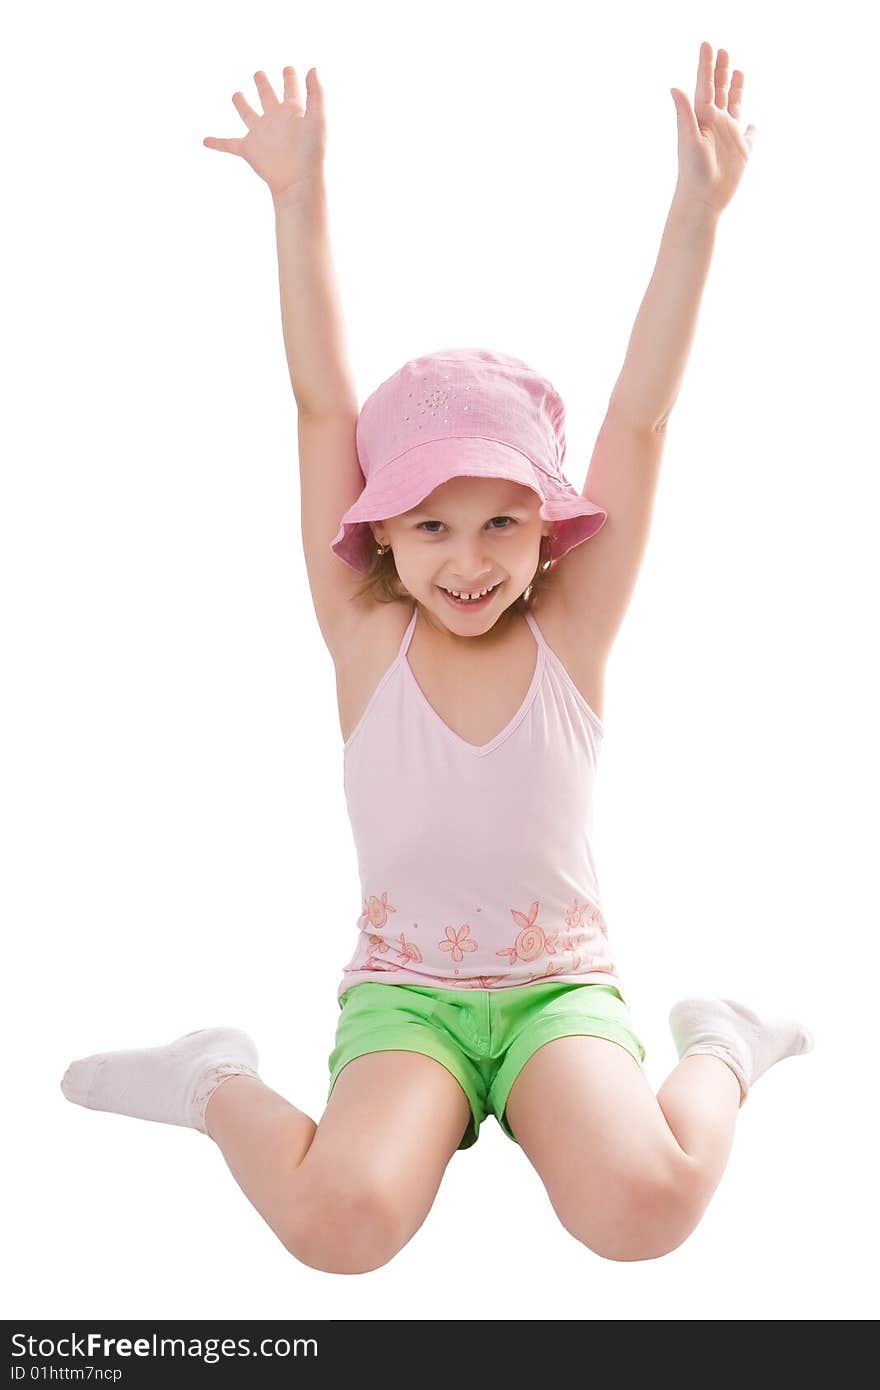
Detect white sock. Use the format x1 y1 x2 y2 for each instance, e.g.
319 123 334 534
60 1027 260 1135
668 996 814 1107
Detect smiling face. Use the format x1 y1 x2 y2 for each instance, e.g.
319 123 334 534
370 475 553 640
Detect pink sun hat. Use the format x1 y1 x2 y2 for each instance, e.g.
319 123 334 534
330 346 607 574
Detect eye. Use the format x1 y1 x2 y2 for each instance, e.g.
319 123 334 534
415 517 516 534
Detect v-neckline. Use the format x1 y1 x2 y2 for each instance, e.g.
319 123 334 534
401 604 545 756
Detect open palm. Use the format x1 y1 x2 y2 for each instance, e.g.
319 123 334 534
203 66 326 199
671 42 757 214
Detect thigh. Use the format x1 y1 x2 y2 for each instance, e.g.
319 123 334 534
327 982 488 1156
500 1045 692 1262
302 1049 473 1231
504 1035 686 1233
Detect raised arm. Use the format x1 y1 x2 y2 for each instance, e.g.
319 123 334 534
608 43 756 432
272 170 359 418
204 66 369 655
552 42 756 659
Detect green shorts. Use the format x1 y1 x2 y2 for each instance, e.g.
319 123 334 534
327 979 647 1150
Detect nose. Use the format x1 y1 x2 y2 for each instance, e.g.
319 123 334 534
449 571 496 590
447 543 497 587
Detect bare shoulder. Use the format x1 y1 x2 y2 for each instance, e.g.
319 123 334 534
327 594 413 744
530 582 608 722
325 583 607 741
323 591 408 674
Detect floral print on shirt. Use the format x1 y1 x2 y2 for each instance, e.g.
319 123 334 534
347 890 617 984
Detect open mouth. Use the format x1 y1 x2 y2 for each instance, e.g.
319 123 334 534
437 582 502 610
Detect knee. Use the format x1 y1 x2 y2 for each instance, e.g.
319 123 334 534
280 1173 407 1275
563 1155 705 1263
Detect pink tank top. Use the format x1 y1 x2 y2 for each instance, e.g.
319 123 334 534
338 603 628 1003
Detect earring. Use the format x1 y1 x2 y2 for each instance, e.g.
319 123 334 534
376 544 388 554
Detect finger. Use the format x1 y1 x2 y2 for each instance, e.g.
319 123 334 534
744 124 757 154
671 88 701 147
253 69 281 112
714 47 731 110
694 40 714 112
304 66 325 122
728 69 744 122
282 65 306 111
231 90 260 130
203 136 245 155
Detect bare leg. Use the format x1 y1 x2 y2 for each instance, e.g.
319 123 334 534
658 992 814 1199
82 1040 741 1238
505 1036 745 1260
202 1050 472 1271
203 1074 317 1244
655 1052 742 1197
61 1029 472 1272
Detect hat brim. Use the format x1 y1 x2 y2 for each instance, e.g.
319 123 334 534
330 436 607 575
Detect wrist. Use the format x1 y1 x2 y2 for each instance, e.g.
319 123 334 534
670 185 722 233
272 174 326 213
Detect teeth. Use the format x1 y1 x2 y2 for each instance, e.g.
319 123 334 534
443 583 497 602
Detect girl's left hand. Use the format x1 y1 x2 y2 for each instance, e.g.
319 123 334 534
671 41 756 215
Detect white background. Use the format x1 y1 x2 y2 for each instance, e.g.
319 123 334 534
3 0 877 1322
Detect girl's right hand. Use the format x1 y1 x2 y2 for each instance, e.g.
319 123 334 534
203 66 326 200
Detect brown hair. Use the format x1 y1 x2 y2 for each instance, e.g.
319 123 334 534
349 533 558 614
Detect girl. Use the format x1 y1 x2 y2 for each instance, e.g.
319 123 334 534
61 42 813 1274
